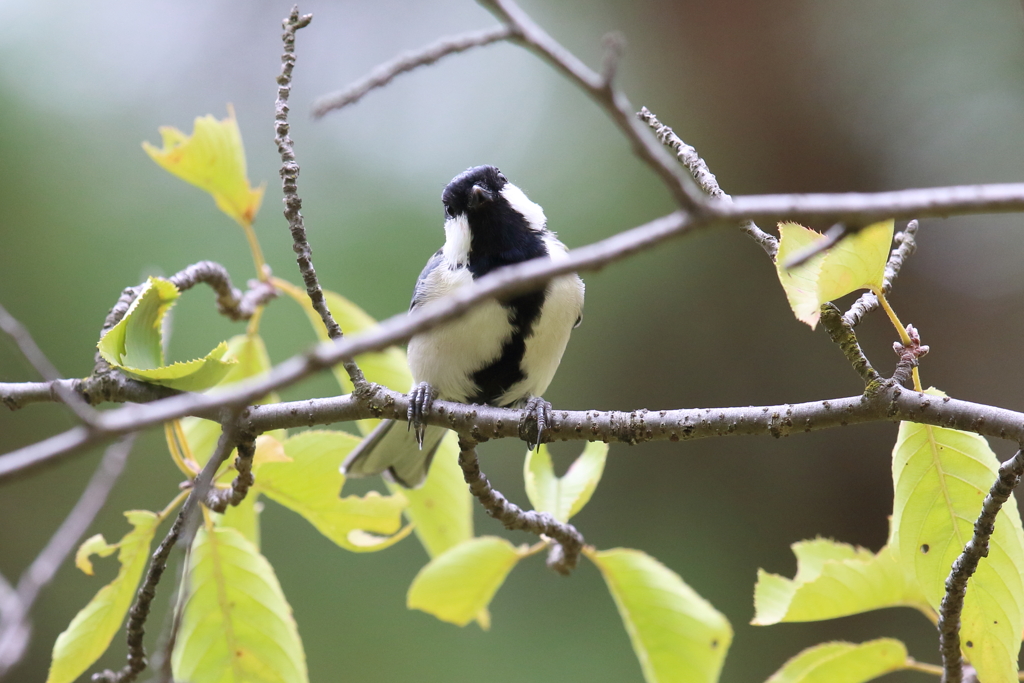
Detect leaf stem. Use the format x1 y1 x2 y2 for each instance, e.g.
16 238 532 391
874 289 923 391
905 658 943 677
241 220 269 283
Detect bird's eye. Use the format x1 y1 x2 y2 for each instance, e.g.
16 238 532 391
444 204 453 218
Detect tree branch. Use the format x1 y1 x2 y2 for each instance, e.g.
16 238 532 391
476 0 708 214
0 302 99 425
819 303 881 386
637 106 778 258
311 25 513 117
937 448 1024 683
276 6 366 392
458 437 583 575
167 260 277 321
92 427 237 683
0 435 134 676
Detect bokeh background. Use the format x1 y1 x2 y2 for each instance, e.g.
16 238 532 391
2 1 1024 681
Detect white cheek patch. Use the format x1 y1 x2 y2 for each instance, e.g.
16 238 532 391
442 214 472 267
501 183 547 232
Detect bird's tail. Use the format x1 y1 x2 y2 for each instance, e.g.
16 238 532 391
341 419 447 488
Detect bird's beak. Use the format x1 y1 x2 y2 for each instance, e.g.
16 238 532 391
467 184 493 210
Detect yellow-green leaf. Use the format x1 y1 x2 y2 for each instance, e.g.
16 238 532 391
776 223 828 327
524 441 608 522
775 220 893 328
97 277 236 391
816 220 893 302
752 539 929 625
171 526 307 683
176 333 281 467
46 511 161 683
143 105 264 227
390 432 474 559
588 547 732 683
256 430 411 552
891 400 1024 683
407 536 527 627
276 280 473 558
765 639 908 683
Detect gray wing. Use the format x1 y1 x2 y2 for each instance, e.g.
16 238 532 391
410 248 444 311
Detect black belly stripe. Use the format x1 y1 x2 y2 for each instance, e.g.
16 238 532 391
469 288 546 406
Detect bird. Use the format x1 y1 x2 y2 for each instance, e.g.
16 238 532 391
342 165 585 487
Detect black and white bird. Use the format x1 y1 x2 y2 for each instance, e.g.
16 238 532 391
342 165 585 487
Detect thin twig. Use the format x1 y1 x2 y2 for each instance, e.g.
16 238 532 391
844 220 919 327
203 432 256 512
275 7 366 391
477 0 708 213
312 25 513 117
637 106 777 258
0 302 99 425
458 437 583 575
937 448 1024 683
0 435 134 676
92 428 237 683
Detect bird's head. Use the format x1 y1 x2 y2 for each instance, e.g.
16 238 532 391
441 165 547 261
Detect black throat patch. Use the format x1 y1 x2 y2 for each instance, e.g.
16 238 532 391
465 198 548 407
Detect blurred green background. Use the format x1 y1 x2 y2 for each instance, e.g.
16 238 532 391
2 0 1024 681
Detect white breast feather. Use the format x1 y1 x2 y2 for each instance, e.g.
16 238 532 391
407 264 512 402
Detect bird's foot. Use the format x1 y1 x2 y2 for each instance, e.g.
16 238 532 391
522 396 553 451
407 382 437 449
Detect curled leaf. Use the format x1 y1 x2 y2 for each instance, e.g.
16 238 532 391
97 277 236 391
143 105 264 227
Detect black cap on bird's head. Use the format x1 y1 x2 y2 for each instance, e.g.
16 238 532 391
442 165 508 219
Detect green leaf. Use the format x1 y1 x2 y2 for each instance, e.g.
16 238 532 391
588 547 732 683
775 220 893 328
256 430 412 552
97 276 236 391
277 281 473 558
891 401 1024 683
407 536 527 627
177 333 282 467
776 223 828 327
172 526 307 683
524 441 608 522
752 538 929 625
46 511 161 683
765 639 908 683
217 488 262 549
